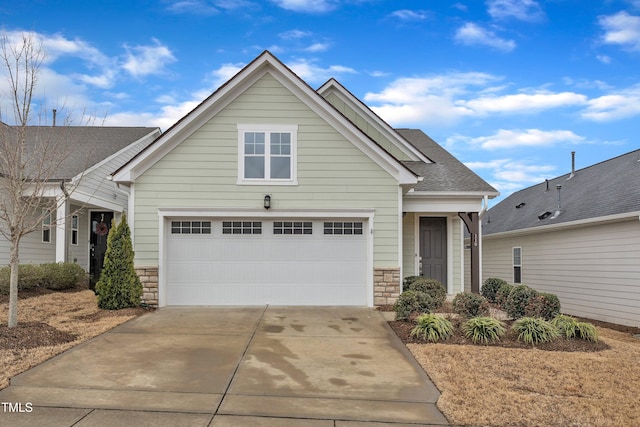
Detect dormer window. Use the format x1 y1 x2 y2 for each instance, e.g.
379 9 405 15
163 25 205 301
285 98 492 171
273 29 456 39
238 124 298 185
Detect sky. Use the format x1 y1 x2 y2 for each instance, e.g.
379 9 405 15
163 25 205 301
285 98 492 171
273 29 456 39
1 0 639 205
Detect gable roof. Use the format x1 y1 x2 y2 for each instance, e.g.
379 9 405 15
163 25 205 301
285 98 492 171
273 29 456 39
113 51 418 186
2 126 159 180
483 148 640 235
397 129 499 195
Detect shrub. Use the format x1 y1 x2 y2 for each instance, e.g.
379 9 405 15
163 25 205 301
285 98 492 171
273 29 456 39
393 290 433 320
463 317 506 344
481 278 508 303
525 292 561 320
410 313 453 342
512 317 559 345
452 292 490 318
495 283 514 308
405 277 447 310
0 263 86 295
504 285 538 319
402 275 422 288
551 315 598 342
96 216 142 310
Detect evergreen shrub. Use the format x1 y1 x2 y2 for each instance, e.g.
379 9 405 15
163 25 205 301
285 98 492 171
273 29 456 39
452 292 491 318
504 285 538 319
481 277 508 303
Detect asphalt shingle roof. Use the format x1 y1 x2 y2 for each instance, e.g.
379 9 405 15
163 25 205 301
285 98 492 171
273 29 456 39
396 128 498 194
482 148 640 235
5 126 158 180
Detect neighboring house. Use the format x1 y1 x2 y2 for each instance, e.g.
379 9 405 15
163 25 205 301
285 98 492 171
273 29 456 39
480 150 640 327
0 125 161 283
113 51 497 308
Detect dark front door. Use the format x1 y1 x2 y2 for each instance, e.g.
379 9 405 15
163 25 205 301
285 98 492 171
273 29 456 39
90 211 114 288
419 217 447 287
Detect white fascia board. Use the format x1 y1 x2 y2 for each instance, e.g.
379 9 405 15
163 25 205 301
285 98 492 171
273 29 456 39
406 190 500 199
70 190 125 212
157 207 375 218
317 80 430 163
483 210 640 240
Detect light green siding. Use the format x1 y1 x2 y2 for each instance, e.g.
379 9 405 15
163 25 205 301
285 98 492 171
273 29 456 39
134 73 400 267
323 92 411 161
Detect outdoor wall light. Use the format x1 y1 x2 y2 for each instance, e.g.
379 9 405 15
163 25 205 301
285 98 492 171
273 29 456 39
264 194 271 210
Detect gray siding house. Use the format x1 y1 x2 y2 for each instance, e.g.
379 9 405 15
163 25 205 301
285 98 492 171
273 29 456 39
480 150 640 327
0 125 161 282
113 51 497 308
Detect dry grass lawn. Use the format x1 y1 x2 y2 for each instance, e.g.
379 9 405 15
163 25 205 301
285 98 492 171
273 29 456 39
409 326 640 426
0 289 147 390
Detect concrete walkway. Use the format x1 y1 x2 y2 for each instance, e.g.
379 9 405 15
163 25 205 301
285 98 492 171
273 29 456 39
0 307 449 426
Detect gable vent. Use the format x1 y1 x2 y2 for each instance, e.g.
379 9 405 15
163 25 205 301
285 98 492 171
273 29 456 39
538 211 552 220
516 202 526 209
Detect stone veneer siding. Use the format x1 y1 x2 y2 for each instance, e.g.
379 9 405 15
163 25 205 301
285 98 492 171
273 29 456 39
136 266 159 308
374 267 401 306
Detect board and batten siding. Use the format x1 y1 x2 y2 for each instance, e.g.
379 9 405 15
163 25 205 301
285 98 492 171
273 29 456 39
133 73 400 267
482 219 640 327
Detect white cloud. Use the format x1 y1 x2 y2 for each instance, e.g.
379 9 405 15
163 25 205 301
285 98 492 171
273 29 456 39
122 39 176 78
389 10 430 21
271 0 337 13
166 0 220 14
207 62 245 90
279 29 313 39
581 84 640 121
304 42 330 52
597 54 612 64
461 91 587 114
452 129 585 150
287 58 356 84
454 23 516 52
486 0 545 22
599 11 640 51
464 158 555 197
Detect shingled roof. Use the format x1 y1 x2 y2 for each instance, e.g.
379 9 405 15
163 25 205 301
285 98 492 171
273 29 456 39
4 126 159 180
397 128 498 194
483 148 640 235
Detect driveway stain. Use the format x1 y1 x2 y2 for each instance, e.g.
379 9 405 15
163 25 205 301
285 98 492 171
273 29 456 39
290 324 306 333
328 325 342 332
263 325 285 333
329 378 348 386
342 354 372 360
341 317 358 322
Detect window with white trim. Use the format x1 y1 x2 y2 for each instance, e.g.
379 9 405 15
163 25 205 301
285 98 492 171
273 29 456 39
324 222 364 235
42 210 51 243
238 124 297 184
171 221 212 235
71 215 79 245
513 247 522 284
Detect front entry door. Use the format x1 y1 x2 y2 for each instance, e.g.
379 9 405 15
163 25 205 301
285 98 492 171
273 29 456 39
90 211 114 288
419 217 447 287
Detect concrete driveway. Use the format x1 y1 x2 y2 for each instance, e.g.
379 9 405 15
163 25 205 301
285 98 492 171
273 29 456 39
0 307 449 426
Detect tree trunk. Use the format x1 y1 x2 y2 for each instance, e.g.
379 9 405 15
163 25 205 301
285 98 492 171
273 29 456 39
8 239 20 328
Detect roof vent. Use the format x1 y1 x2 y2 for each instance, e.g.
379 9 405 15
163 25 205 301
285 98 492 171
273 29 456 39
568 151 575 179
516 202 526 209
538 211 552 220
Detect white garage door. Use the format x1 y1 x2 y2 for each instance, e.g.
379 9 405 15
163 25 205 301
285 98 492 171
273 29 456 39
166 218 368 305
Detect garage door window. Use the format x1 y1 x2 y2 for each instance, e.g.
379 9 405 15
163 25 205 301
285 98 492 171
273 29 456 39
222 221 262 235
171 221 212 234
324 222 363 235
274 221 312 235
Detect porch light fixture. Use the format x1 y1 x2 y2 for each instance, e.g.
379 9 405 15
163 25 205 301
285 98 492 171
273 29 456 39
264 194 271 210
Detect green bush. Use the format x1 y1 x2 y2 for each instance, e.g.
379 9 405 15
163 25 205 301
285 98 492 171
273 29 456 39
481 278 508 303
0 262 87 295
402 275 422 288
504 285 538 319
96 217 142 310
551 314 598 342
410 313 453 342
524 292 561 320
405 277 447 310
512 317 559 345
393 290 433 320
452 292 490 318
495 283 514 308
463 317 506 344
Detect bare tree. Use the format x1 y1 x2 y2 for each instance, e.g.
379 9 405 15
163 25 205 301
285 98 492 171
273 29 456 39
0 31 79 327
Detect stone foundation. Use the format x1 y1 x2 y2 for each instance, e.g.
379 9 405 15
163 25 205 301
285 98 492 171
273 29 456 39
136 266 159 308
374 267 401 306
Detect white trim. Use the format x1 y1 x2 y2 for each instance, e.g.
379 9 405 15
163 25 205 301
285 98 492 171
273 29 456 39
398 187 403 281
156 207 375 308
71 214 79 246
70 190 126 212
42 209 52 243
459 219 465 293
237 124 298 185
446 216 453 295
512 246 522 284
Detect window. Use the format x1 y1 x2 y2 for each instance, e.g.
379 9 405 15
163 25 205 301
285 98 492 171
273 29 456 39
222 221 262 235
71 215 79 245
171 221 212 235
324 222 364 235
274 221 312 235
513 247 522 284
42 210 51 243
238 124 297 184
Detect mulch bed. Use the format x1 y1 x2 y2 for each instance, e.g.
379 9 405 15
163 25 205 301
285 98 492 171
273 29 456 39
0 322 77 350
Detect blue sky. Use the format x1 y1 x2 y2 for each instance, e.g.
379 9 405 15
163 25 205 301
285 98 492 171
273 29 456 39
2 0 639 204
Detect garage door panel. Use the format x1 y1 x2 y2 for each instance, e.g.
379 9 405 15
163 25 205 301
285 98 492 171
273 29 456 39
166 218 368 306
